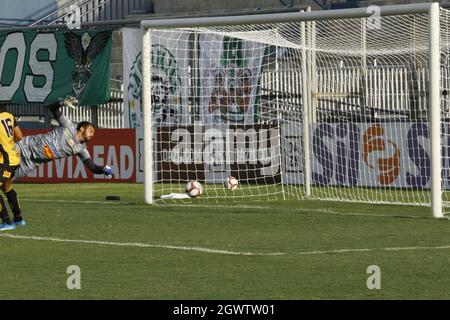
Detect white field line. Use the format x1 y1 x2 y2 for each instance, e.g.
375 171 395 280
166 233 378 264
20 197 427 219
0 233 285 256
20 198 270 210
1 233 450 256
21 198 126 205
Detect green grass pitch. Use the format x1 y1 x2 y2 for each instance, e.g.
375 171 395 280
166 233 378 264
1 183 450 299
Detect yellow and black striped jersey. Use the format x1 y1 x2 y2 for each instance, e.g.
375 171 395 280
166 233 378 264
0 112 20 166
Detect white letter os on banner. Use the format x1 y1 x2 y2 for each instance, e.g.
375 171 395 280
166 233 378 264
0 32 57 103
24 33 57 102
0 33 26 100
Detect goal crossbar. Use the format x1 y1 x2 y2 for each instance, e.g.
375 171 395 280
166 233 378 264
140 3 433 29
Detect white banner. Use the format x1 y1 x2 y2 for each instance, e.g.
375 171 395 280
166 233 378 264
199 34 265 125
122 27 190 128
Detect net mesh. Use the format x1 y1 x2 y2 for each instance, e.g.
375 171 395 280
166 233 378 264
144 9 450 210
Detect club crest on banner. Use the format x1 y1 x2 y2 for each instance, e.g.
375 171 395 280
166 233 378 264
126 44 183 128
63 31 111 98
127 52 143 128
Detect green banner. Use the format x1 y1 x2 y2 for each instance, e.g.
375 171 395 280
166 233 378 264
0 29 111 106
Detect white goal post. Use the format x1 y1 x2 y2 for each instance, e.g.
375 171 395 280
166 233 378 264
140 3 445 218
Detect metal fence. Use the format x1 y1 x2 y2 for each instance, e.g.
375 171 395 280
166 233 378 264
90 64 444 128
61 88 124 128
259 64 442 123
97 89 124 128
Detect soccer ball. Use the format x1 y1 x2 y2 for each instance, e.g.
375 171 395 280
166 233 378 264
224 176 239 190
185 180 203 198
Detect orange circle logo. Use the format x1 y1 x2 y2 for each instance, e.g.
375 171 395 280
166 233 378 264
363 124 400 185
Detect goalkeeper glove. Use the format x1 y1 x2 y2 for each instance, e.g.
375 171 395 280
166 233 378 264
60 96 79 110
103 165 112 179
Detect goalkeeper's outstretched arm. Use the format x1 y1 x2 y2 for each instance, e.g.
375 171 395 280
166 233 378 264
48 97 79 126
77 143 112 178
48 100 63 119
83 159 112 177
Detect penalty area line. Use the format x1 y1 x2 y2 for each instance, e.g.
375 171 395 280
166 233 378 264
2 233 450 257
0 233 285 256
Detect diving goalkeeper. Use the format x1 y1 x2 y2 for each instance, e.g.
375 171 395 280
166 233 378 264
1 97 112 225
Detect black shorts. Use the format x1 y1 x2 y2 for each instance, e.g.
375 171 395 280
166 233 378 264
0 164 18 182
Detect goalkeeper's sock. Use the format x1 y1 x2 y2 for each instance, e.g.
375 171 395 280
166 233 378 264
0 196 12 225
5 188 21 221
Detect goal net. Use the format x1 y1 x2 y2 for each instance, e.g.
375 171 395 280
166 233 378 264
141 4 448 217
